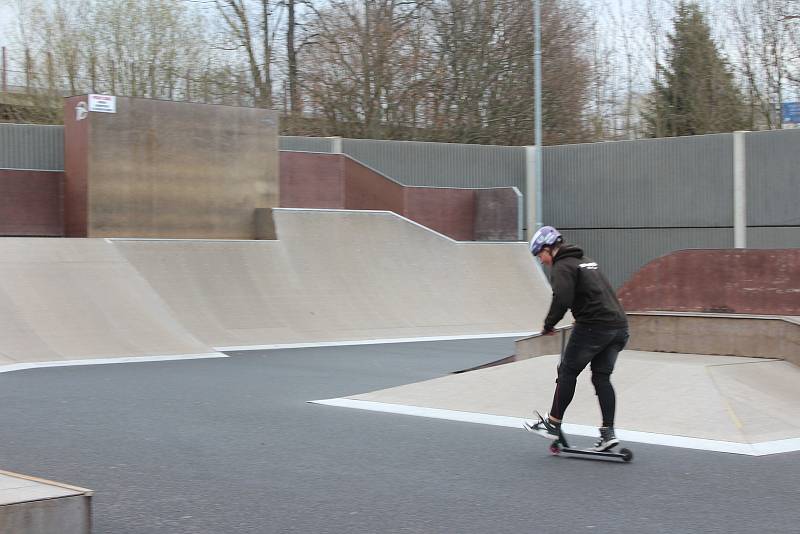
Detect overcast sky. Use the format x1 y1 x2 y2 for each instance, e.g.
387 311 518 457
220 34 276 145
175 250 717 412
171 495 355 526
0 2 14 50
0 0 675 54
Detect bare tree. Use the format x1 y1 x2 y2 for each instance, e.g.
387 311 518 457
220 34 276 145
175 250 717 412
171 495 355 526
299 0 431 138
727 0 799 128
214 0 283 108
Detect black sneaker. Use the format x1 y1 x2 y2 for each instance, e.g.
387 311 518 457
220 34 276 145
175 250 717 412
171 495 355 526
523 412 562 440
592 426 620 451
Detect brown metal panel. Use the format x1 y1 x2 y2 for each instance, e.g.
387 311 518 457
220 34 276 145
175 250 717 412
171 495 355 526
0 169 64 236
404 187 475 241
343 157 405 214
63 96 89 237
618 249 800 315
279 152 344 208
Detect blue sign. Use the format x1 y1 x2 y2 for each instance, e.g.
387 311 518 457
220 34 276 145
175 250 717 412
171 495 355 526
783 102 800 124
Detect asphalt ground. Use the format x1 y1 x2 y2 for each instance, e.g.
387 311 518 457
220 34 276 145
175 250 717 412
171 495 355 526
1 338 798 534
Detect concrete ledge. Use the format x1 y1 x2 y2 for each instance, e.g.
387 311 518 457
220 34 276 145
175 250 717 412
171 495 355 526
513 327 572 360
514 314 800 368
627 312 800 366
0 470 92 534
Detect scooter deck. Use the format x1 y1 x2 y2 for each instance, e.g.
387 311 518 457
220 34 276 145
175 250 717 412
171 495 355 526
549 441 634 462
528 412 633 462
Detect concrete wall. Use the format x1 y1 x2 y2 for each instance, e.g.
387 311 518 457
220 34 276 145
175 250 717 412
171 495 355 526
618 249 800 315
0 495 91 534
626 313 800 367
513 314 800 367
0 470 92 534
0 169 63 236
64 96 278 238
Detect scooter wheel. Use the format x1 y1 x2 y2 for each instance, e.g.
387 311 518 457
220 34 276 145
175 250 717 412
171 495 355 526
620 448 633 462
549 442 561 455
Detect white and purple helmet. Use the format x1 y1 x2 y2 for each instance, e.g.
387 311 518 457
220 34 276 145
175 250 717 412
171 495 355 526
529 225 562 256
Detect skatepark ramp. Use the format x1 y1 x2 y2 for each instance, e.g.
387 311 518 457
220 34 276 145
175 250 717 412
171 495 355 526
113 209 552 350
316 350 800 455
0 238 217 368
0 209 553 368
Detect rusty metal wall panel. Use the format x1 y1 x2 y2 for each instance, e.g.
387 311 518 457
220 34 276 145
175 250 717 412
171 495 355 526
617 249 800 314
279 152 345 208
745 129 800 227
474 188 521 241
543 134 734 229
0 169 64 236
559 227 734 289
0 123 64 170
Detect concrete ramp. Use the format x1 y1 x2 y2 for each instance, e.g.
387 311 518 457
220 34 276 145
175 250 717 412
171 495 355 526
314 351 800 455
0 239 215 367
114 209 555 349
0 209 553 367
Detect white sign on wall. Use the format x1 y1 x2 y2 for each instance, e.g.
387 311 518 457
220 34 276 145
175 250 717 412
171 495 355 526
88 94 117 113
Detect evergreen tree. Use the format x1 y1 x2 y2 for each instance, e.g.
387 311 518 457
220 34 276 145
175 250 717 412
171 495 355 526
647 1 749 137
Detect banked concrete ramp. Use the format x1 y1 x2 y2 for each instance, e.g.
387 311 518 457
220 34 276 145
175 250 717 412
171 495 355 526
114 209 553 350
1 209 553 367
0 239 216 368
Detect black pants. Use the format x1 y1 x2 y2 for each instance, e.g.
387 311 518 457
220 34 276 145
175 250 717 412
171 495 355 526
550 324 629 427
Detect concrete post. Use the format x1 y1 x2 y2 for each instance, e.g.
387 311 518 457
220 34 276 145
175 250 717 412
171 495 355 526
329 136 342 154
525 145 536 241
733 131 747 248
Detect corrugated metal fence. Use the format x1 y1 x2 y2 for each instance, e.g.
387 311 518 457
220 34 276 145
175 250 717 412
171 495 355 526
6 125 799 286
544 134 737 287
0 124 64 170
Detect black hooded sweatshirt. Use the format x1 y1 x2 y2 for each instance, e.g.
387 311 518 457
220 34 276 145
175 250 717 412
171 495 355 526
543 244 628 332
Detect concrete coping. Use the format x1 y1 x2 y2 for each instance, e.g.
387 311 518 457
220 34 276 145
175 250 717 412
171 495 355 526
628 311 800 324
0 469 93 506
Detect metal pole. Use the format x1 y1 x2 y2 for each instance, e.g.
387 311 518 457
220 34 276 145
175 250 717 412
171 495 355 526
525 146 536 240
733 131 747 248
1 47 7 93
533 0 543 231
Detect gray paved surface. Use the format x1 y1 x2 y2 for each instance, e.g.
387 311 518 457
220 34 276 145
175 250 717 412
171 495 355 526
0 338 798 534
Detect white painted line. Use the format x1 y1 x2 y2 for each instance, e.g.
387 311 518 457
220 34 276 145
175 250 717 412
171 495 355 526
750 438 800 456
216 332 535 352
0 352 228 374
308 398 800 457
